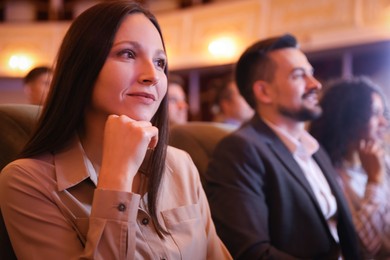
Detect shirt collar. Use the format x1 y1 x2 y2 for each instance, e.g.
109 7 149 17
263 118 319 158
54 135 98 191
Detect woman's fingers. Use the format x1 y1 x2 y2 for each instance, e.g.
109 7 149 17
98 115 159 192
359 138 385 184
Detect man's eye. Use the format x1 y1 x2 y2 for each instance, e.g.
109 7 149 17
169 97 178 104
292 72 305 79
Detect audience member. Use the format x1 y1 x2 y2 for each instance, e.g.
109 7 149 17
204 34 360 259
310 77 390 259
167 74 188 125
23 66 53 105
212 76 254 127
0 2 231 259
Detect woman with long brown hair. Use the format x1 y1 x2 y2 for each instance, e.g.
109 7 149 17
0 1 231 259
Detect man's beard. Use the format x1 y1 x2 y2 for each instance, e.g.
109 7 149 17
277 91 322 122
278 105 322 122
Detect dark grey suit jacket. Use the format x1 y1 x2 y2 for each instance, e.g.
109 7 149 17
204 115 360 260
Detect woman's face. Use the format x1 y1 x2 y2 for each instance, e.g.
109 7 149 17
366 93 388 141
91 13 167 122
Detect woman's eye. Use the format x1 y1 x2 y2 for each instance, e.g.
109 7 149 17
155 58 166 69
117 49 135 59
372 109 383 117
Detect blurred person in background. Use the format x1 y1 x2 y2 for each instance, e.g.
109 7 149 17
167 74 188 125
310 76 390 259
23 66 53 105
211 76 254 127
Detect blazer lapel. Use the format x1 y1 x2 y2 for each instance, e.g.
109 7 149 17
252 117 322 210
268 139 319 201
313 150 349 215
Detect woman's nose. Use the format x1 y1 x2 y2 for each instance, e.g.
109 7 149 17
381 114 389 127
138 60 158 86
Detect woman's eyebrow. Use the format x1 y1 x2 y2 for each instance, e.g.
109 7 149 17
156 49 167 57
112 41 166 57
112 40 139 48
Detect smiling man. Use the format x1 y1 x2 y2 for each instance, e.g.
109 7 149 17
204 34 361 259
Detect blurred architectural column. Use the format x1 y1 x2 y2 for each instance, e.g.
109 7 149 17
341 52 353 79
4 1 36 22
48 0 63 20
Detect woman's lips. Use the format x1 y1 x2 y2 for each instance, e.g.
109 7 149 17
127 92 156 104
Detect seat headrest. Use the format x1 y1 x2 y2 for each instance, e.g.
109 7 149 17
169 121 236 184
0 104 41 170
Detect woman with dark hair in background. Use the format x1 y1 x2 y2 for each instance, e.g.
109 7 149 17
310 77 390 259
0 1 231 259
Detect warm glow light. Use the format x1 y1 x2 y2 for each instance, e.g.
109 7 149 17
208 37 237 58
8 54 33 72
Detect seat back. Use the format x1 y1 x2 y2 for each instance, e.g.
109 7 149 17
0 109 234 257
0 104 41 170
169 121 236 184
0 103 40 260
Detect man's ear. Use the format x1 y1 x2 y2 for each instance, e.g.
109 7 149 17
253 80 272 104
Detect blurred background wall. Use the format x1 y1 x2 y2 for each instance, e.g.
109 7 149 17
1 0 390 120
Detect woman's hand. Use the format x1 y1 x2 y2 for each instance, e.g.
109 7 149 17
359 139 385 184
97 115 158 192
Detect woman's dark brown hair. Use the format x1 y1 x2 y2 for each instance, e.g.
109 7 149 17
310 76 387 167
20 1 169 235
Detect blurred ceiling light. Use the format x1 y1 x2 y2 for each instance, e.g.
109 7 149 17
208 37 237 58
8 54 33 72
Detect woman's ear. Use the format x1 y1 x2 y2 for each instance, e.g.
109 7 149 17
253 80 272 104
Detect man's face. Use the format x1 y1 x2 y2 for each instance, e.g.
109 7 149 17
267 48 322 122
168 83 188 124
223 82 254 122
25 72 52 105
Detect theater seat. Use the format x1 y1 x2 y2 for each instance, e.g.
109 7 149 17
0 103 40 260
169 121 236 184
0 104 41 170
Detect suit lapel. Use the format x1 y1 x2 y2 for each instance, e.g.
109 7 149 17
313 150 348 216
252 117 322 210
268 138 319 201
249 117 358 253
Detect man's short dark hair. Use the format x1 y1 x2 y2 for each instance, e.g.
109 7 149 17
214 75 235 105
24 66 52 84
235 34 298 108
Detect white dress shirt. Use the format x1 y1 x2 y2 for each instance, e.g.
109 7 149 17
264 120 339 242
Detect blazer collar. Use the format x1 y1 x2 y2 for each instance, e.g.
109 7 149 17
251 115 320 205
